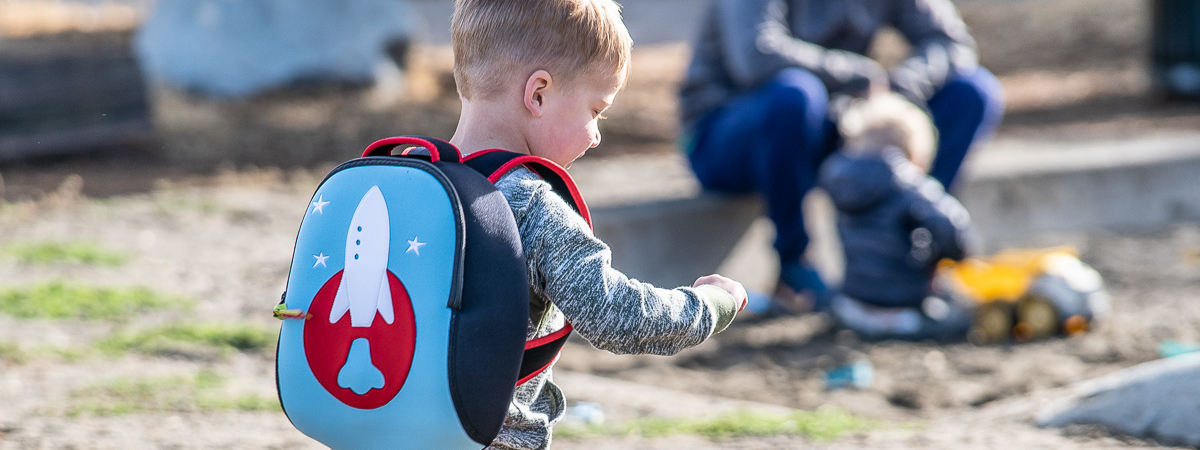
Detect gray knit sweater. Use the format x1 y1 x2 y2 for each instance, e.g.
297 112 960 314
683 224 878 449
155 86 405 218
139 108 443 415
486 167 740 450
679 0 978 128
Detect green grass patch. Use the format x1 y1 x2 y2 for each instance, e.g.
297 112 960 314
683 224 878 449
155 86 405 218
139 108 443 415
0 342 91 365
2 241 129 266
97 323 277 358
33 346 90 362
0 341 27 364
67 370 279 417
0 281 189 320
556 408 876 441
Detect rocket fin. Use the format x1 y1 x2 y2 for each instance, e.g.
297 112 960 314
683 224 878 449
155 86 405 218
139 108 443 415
330 274 351 323
377 274 395 324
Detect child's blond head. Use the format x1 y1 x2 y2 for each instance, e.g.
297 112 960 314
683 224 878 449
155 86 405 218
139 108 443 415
838 93 938 172
451 0 633 100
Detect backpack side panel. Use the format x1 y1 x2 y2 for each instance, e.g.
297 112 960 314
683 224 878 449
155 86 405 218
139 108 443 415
461 150 587 384
277 161 479 450
437 162 530 444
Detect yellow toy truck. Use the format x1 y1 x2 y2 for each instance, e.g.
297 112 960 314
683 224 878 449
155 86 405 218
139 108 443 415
939 247 1110 343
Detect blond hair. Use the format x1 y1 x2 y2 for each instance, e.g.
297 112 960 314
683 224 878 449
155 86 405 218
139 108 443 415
451 0 633 100
838 93 938 172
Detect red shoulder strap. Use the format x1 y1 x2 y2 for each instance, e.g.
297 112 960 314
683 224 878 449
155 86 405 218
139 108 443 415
461 150 591 230
461 149 588 384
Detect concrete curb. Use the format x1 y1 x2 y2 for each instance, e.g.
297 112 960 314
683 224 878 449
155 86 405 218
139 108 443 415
592 194 761 289
960 134 1200 245
580 133 1200 290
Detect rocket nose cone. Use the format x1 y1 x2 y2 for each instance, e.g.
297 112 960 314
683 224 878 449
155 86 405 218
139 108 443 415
351 186 390 237
361 186 386 210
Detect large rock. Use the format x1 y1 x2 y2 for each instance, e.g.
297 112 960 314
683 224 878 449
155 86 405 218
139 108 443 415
135 0 414 98
1037 353 1200 447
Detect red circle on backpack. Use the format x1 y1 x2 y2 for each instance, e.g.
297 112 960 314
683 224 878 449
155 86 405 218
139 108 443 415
303 270 417 409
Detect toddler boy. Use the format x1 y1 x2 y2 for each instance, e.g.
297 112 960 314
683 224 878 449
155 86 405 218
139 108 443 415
819 93 980 342
448 1 748 448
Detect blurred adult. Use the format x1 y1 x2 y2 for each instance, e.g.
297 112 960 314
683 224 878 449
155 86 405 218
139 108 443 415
679 0 1004 313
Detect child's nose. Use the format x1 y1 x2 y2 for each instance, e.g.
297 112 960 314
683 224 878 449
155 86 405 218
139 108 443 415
590 131 602 149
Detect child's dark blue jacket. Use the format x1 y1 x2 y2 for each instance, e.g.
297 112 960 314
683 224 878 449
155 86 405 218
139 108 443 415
818 147 980 307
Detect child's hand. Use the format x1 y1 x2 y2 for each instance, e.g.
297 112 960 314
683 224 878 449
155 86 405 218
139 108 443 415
694 274 748 311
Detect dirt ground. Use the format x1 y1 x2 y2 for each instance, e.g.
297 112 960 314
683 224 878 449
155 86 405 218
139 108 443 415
5 1 1200 447
5 83 1200 448
3 146 1200 449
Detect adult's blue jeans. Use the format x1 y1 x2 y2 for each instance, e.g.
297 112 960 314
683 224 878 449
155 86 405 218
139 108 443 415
688 67 1004 265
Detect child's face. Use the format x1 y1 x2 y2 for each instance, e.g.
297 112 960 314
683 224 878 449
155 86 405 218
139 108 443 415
527 71 623 168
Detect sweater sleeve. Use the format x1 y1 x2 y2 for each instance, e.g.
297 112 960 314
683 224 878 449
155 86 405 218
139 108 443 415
496 168 739 355
906 176 981 263
714 0 887 94
888 0 979 105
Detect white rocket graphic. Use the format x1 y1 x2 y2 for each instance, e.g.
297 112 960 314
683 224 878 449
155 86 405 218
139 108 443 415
329 186 395 327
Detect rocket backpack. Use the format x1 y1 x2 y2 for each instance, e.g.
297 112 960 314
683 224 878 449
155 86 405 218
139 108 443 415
273 136 589 449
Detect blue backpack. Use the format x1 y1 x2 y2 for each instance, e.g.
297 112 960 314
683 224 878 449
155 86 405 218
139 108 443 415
273 136 589 449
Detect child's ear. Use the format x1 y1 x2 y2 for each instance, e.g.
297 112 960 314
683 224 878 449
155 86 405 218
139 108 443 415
524 70 553 118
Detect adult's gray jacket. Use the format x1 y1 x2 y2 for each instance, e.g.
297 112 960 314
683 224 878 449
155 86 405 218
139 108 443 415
680 0 979 128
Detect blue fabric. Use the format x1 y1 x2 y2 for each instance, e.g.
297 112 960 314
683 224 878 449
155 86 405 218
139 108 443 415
689 68 836 265
688 66 1001 269
818 148 978 307
926 67 1006 190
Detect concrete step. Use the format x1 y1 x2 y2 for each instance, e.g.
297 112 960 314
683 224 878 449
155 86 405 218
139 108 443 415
961 133 1200 243
571 133 1200 291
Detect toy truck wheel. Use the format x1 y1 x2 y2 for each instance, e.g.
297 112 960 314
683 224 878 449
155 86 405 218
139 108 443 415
1015 296 1059 342
971 301 1015 344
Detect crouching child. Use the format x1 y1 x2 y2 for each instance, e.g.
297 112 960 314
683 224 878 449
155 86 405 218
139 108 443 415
819 93 981 342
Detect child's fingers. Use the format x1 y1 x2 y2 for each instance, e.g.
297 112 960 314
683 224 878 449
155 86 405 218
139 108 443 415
726 280 748 311
694 275 749 310
693 274 721 287
693 274 730 288
733 282 748 311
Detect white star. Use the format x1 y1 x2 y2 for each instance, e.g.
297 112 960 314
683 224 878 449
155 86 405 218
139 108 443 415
311 195 330 214
313 252 329 268
406 237 427 256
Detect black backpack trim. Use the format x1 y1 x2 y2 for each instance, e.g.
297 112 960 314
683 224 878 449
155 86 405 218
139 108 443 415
436 160 529 444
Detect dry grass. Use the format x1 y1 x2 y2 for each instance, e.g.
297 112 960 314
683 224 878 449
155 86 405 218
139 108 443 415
0 280 188 320
66 370 279 417
556 407 878 442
